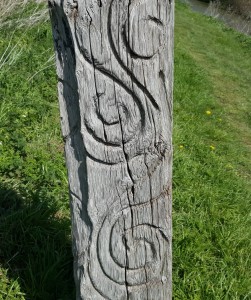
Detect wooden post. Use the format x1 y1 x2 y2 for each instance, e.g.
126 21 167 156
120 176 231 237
48 0 174 298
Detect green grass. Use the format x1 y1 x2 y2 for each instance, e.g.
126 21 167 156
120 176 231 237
173 2 251 299
0 2 74 300
0 1 251 299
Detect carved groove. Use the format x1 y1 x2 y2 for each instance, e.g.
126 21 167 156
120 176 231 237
74 1 164 166
90 192 169 298
74 0 170 298
107 1 161 110
49 0 173 298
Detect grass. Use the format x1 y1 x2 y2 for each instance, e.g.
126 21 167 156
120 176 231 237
0 1 250 299
173 2 251 299
0 2 74 300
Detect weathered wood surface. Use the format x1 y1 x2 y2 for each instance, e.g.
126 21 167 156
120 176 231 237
49 0 174 299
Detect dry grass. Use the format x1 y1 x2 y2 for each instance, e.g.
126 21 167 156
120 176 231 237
206 0 251 35
219 0 251 19
0 0 49 71
0 0 28 21
230 0 251 19
0 0 48 29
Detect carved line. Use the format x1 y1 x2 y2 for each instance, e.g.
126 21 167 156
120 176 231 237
121 16 164 60
82 126 125 164
89 190 170 296
71 0 169 297
88 271 111 300
74 40 147 154
88 189 170 298
108 0 160 111
84 121 122 147
91 65 147 129
93 94 120 126
127 277 168 293
86 151 121 166
122 23 155 60
73 0 164 165
109 222 167 269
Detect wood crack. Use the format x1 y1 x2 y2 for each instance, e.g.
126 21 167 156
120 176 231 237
49 0 173 298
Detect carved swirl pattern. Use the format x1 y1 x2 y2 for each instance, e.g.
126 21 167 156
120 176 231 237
72 0 170 298
74 0 168 165
89 192 170 299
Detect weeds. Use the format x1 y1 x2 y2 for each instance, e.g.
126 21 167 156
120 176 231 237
206 0 251 35
0 0 48 29
226 0 251 19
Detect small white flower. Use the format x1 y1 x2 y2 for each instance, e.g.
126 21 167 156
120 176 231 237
0 141 3 146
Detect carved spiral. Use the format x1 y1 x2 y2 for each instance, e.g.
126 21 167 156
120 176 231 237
72 0 170 298
73 0 166 165
88 191 169 299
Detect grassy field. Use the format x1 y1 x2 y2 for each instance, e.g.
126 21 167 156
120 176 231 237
0 1 250 299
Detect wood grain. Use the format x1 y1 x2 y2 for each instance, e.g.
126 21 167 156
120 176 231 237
49 0 174 298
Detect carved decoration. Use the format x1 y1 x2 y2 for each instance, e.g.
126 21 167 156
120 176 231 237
49 0 173 298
